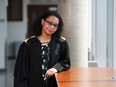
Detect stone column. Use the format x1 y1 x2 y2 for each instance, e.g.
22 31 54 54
58 0 89 67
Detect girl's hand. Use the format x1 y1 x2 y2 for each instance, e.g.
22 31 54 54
45 68 57 78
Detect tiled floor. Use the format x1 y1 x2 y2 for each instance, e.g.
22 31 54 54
0 60 15 87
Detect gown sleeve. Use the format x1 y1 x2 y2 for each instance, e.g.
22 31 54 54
53 41 71 72
13 42 30 87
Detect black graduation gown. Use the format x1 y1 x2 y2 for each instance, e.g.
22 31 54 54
13 36 70 87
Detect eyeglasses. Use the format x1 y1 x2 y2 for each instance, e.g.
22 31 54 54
44 19 59 29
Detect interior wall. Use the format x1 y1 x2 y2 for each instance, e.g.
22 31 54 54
92 0 107 67
7 0 30 58
92 0 115 67
0 0 7 69
107 0 113 67
114 0 116 68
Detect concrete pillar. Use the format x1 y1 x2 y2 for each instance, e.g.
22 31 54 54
58 0 89 67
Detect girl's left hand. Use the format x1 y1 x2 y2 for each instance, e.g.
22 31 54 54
45 68 57 78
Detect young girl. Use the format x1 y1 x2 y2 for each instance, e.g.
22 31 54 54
14 11 70 87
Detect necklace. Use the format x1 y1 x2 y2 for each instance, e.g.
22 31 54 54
41 42 49 44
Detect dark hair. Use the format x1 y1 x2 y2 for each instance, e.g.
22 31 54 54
26 11 64 38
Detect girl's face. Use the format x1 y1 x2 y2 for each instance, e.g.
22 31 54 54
41 16 59 36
